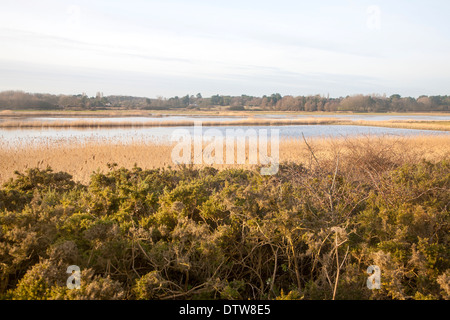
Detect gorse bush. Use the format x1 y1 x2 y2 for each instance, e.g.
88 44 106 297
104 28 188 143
0 158 448 300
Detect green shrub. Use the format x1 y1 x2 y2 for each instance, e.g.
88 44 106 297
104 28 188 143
0 161 448 300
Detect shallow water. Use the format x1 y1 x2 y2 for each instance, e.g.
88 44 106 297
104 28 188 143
1 113 449 123
0 124 447 148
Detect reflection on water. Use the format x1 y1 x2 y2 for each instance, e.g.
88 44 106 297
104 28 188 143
0 125 447 148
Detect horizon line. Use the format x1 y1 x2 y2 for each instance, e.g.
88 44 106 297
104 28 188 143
1 89 448 100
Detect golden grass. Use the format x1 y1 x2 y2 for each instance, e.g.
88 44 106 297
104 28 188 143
0 110 158 117
1 117 449 131
0 118 343 128
351 119 450 131
0 135 448 185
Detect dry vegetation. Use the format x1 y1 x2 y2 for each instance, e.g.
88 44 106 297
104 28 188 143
0 133 449 300
0 135 448 185
351 119 450 131
0 118 343 128
0 117 449 131
0 109 160 117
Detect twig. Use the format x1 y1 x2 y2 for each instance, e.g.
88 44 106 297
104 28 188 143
302 133 320 168
329 152 340 212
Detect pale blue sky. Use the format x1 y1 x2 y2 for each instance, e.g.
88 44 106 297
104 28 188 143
0 0 449 98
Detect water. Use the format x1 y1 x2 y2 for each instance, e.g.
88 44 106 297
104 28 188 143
1 113 449 123
0 124 447 148
0 114 448 147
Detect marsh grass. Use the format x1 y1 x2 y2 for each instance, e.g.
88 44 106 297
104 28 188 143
0 116 448 131
0 110 158 117
351 119 450 131
0 135 448 184
0 117 343 128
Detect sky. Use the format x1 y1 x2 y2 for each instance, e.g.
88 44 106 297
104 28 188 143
0 0 449 98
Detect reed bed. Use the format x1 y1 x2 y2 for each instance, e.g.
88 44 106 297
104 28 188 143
0 117 449 131
0 117 344 128
0 134 448 185
351 119 450 131
0 110 158 117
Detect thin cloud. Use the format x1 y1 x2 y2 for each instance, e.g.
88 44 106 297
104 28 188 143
0 0 449 97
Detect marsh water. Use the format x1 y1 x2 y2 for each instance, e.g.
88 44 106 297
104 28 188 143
0 114 448 147
2 113 450 123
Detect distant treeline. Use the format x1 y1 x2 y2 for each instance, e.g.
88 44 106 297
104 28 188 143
0 90 449 112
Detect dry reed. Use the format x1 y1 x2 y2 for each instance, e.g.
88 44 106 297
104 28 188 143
0 118 344 129
351 119 450 131
0 135 448 185
0 117 448 131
